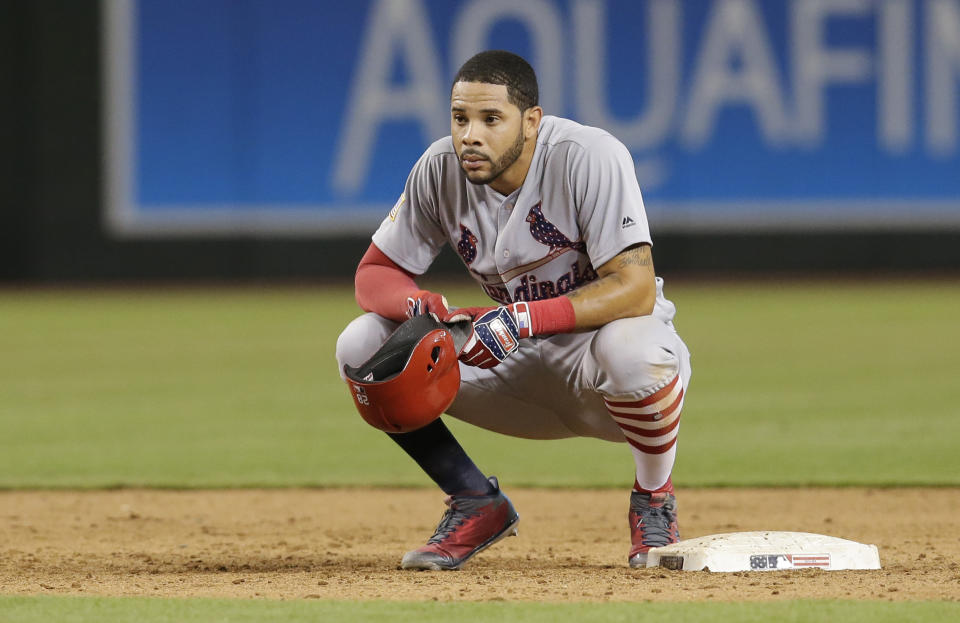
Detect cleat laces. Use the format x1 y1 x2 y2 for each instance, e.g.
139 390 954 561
426 500 472 544
635 506 674 547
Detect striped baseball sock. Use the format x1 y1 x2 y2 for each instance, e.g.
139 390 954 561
603 374 684 493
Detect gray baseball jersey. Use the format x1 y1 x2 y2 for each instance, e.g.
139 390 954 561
372 115 676 325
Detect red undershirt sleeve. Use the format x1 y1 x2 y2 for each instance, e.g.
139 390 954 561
354 243 422 323
355 242 579 333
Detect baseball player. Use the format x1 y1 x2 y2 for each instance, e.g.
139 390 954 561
336 50 691 570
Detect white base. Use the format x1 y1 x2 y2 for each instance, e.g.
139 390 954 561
645 531 881 572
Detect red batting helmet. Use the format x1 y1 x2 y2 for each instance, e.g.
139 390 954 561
343 315 471 433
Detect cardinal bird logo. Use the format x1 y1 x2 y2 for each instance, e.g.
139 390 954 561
457 224 479 266
526 203 586 254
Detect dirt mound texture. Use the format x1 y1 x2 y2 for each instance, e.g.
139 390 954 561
2 488 958 602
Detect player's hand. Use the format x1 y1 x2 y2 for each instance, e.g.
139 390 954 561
405 292 499 324
459 303 533 369
405 290 451 320
438 305 494 323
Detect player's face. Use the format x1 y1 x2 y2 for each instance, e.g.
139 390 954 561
450 82 538 191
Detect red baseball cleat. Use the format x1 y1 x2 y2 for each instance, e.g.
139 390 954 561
628 489 680 568
401 477 519 570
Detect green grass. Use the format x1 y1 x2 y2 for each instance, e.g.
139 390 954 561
0 596 957 623
1 281 958 488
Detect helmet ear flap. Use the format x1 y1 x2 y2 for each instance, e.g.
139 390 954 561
343 316 463 433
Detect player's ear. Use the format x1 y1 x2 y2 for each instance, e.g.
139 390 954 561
524 106 543 138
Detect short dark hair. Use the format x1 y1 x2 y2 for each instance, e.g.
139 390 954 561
452 50 539 112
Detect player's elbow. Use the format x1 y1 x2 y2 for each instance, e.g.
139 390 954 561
597 276 656 324
353 264 377 313
354 290 372 313
623 274 657 318
626 291 655 318
634 293 656 317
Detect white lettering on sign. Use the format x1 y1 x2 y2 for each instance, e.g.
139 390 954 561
333 0 446 194
879 0 913 153
573 0 679 150
332 0 960 194
792 0 874 146
451 0 564 114
927 0 960 156
682 0 789 148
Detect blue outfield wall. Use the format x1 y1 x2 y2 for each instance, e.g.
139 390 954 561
103 0 960 238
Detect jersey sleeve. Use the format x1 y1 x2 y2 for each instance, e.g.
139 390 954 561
568 134 652 268
371 148 448 275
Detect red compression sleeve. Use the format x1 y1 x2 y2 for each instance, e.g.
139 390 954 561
528 296 577 335
354 243 421 323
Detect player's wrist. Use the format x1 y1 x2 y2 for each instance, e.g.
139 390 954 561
404 289 429 318
523 297 576 336
406 290 450 319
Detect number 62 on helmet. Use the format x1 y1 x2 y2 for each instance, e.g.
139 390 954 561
343 315 472 433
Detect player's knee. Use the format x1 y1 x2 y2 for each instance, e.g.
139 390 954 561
335 313 397 381
591 316 680 396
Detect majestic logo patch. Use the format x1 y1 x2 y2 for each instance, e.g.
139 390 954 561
526 203 586 254
622 216 636 228
389 194 405 222
456 224 479 266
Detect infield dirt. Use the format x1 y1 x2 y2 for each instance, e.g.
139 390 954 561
1 488 958 602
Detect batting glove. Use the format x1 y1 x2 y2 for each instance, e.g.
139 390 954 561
405 290 450 320
459 303 533 369
438 305 494 323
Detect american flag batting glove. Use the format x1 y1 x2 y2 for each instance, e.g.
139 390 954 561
459 303 533 369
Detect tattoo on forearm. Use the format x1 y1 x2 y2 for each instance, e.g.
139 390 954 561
616 246 653 270
567 277 608 299
568 247 651 301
